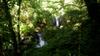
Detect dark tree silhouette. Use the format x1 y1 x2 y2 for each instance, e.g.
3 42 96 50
17 0 22 55
3 0 18 56
83 0 100 56
0 34 4 56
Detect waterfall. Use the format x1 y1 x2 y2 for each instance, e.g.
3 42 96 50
55 17 59 27
35 33 47 48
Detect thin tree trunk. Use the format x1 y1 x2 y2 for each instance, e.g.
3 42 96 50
17 0 22 55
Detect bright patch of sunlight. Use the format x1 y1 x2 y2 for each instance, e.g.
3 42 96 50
42 2 48 8
24 11 29 18
67 20 70 23
49 0 60 2
59 8 64 16
42 0 74 12
74 23 81 27
73 23 81 30
28 23 33 28
14 4 19 10
60 25 63 29
11 4 19 17
64 0 73 4
0 0 3 2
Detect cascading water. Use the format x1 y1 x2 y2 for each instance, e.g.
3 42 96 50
54 16 63 29
52 16 61 28
55 17 59 27
35 33 47 48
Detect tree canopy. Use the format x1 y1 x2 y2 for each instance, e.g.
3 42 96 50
1 0 99 56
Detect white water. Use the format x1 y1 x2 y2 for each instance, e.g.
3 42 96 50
56 17 59 27
35 33 47 48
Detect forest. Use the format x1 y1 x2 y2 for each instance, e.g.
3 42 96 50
0 0 100 56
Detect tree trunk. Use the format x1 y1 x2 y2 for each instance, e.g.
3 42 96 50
3 0 18 56
17 0 22 55
84 0 100 56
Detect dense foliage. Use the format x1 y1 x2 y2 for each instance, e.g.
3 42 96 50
0 0 91 56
